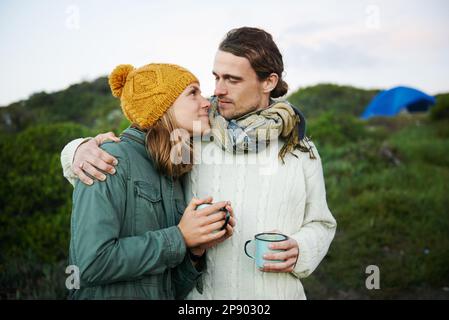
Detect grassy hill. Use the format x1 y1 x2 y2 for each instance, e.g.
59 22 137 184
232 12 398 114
303 113 449 299
288 83 379 118
0 77 448 299
0 77 123 134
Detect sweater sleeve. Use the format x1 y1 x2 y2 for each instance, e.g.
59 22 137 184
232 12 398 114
60 137 92 187
290 142 337 279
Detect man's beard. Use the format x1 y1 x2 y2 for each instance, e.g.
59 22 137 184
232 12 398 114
219 104 259 120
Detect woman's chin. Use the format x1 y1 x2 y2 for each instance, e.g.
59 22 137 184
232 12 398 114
200 119 211 134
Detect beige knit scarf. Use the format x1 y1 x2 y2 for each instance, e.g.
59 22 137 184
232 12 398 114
208 97 316 162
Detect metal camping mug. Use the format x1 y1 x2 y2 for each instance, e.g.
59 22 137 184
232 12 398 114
196 203 231 233
244 232 288 269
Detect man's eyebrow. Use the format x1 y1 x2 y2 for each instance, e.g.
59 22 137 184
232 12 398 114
212 71 243 81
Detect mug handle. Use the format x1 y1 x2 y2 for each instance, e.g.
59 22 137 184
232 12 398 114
244 240 255 259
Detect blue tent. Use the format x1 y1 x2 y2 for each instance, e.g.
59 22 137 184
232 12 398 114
361 86 436 119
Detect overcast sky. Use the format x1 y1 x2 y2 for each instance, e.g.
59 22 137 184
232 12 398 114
1 0 448 106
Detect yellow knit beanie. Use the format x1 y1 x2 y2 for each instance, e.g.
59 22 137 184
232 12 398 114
108 63 199 129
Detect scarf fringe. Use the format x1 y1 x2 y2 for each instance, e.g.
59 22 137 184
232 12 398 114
279 115 317 163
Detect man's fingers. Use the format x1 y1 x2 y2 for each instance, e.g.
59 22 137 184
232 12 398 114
262 258 297 272
264 248 298 261
269 239 296 251
82 161 106 181
98 149 119 167
89 155 116 174
73 166 93 185
95 132 120 144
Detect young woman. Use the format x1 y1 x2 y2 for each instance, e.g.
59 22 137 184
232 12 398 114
69 63 235 300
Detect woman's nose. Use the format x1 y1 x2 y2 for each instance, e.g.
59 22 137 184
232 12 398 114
201 96 211 110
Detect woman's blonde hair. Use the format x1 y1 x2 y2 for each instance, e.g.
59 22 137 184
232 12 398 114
139 109 193 179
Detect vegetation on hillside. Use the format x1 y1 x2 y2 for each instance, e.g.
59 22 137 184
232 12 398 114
0 77 448 299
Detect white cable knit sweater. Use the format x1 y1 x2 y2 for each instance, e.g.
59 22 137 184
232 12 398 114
61 137 337 300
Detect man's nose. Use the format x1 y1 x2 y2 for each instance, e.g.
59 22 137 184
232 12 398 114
214 80 227 96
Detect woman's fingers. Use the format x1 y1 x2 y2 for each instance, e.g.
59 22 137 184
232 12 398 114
186 197 204 212
204 221 227 234
196 201 228 217
205 229 227 242
224 223 234 237
202 211 227 225
185 196 213 213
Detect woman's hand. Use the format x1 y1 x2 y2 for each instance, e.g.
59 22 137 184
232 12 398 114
178 197 235 248
196 203 235 250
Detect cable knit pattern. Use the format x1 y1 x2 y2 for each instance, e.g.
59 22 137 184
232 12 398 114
60 138 337 300
185 140 337 300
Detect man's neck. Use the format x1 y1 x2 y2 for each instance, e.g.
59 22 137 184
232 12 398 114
256 96 274 111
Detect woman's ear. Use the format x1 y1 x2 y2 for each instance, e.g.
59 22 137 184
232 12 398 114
262 73 279 94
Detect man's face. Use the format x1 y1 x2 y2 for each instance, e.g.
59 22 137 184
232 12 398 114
213 50 268 120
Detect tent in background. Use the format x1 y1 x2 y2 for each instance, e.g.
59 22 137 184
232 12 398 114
361 86 436 119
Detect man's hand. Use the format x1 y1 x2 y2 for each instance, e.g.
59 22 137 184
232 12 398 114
261 230 299 273
72 132 120 185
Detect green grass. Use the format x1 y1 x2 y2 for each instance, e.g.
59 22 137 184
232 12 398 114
1 110 448 299
302 115 449 299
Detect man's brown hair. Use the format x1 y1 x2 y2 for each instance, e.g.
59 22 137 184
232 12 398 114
219 27 288 98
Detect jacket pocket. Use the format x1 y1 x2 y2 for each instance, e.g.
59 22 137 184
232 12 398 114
173 198 186 224
134 180 164 234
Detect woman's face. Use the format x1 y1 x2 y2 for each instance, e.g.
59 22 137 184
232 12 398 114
171 83 211 136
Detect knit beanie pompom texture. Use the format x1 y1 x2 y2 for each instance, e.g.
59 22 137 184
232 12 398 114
109 64 135 98
108 63 198 129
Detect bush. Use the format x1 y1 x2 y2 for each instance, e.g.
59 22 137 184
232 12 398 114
308 111 367 147
302 116 449 299
0 123 92 299
430 94 449 121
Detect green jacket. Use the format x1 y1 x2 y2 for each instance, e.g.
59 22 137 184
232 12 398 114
69 127 202 299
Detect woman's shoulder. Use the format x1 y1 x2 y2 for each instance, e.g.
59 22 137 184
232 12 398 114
100 138 160 180
98 141 132 176
100 140 131 162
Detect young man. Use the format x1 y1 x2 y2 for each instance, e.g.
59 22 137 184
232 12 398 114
61 27 337 299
